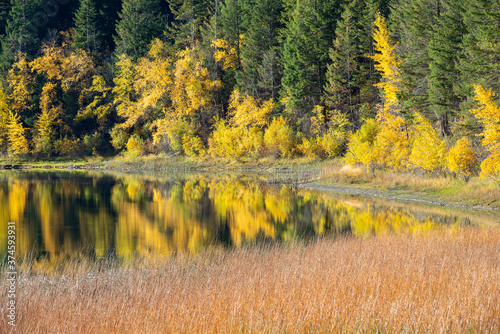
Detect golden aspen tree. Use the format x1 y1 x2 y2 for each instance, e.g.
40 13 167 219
370 13 410 170
371 13 400 114
344 119 379 170
112 53 138 130
446 137 477 180
228 89 272 129
208 90 273 158
153 46 221 154
33 83 61 157
7 111 29 156
470 84 500 178
409 113 447 172
77 75 112 129
264 117 295 157
8 54 34 115
212 36 242 70
0 88 9 152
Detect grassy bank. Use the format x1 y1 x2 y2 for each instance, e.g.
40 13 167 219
1 154 499 208
1 229 499 333
320 164 500 208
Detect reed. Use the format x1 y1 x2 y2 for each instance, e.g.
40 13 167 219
1 228 499 333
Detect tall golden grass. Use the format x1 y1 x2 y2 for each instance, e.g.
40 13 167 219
2 229 499 333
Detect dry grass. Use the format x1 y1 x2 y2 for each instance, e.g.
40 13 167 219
321 164 500 208
2 229 500 333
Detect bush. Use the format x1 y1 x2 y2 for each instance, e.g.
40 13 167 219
54 137 82 156
446 137 478 180
344 118 379 168
409 113 447 172
83 132 102 155
126 134 144 157
182 134 206 157
264 117 295 158
110 127 130 151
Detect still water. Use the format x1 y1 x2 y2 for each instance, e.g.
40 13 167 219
0 170 498 260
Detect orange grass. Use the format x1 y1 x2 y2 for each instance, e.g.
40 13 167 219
2 229 500 333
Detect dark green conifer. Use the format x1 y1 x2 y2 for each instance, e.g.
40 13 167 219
114 0 164 59
73 0 99 53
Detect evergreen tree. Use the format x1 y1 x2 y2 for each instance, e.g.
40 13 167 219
97 0 122 53
73 0 99 53
281 0 343 121
115 0 164 59
237 0 283 100
0 0 11 38
391 0 443 116
427 0 467 137
461 0 500 97
325 0 378 127
2 0 42 60
220 0 244 69
167 0 211 48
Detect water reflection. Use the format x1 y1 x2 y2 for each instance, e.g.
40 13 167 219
0 171 496 259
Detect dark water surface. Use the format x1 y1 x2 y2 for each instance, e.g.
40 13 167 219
0 170 498 260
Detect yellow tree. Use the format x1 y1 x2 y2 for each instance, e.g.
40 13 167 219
7 111 29 156
446 137 477 180
8 53 34 115
409 113 447 172
33 83 61 157
154 45 221 153
471 84 500 178
371 13 400 114
0 88 9 152
370 13 410 170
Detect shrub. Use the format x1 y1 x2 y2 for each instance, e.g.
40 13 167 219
409 113 447 172
54 137 82 156
344 118 379 169
110 127 130 151
182 134 206 157
126 134 144 157
264 117 295 158
446 137 478 180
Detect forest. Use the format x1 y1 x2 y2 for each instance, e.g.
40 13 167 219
0 0 499 178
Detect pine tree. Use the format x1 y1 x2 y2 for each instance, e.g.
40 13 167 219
73 0 99 53
237 0 283 100
391 0 443 117
461 0 500 97
427 0 467 137
2 0 42 61
0 0 11 38
220 0 243 68
97 0 122 53
167 0 211 48
325 0 378 127
115 0 164 59
281 0 343 120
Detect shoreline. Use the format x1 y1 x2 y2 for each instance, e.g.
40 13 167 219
1 156 499 211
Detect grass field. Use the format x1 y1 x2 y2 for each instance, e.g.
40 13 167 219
1 228 499 333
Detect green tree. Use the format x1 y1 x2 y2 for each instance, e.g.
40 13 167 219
2 0 42 64
391 0 443 117
115 0 164 59
325 0 378 127
167 0 211 48
461 0 500 99
427 0 467 137
73 0 99 53
237 0 283 100
281 0 343 121
0 0 11 38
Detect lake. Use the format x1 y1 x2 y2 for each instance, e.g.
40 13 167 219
0 170 498 261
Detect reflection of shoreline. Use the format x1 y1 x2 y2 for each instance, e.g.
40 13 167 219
0 171 494 261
